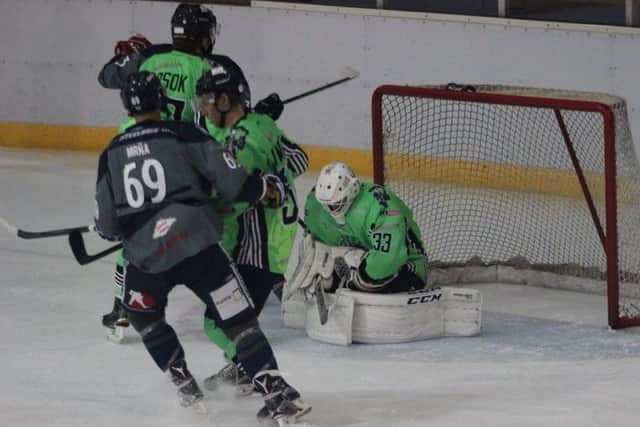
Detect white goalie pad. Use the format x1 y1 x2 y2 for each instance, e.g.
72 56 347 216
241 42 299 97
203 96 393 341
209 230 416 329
305 291 355 346
285 235 335 296
282 236 352 329
289 286 482 345
282 236 482 345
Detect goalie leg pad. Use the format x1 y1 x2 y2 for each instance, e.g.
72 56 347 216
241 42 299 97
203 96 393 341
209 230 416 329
284 235 335 298
302 287 482 345
282 235 335 329
305 291 355 346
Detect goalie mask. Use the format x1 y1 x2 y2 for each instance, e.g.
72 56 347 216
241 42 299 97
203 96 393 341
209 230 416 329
315 161 361 224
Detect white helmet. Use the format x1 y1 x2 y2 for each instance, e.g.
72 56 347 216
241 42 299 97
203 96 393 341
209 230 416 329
315 161 361 224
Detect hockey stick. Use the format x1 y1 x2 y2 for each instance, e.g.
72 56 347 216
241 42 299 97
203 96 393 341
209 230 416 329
313 276 330 325
282 67 360 105
68 230 122 265
0 216 95 239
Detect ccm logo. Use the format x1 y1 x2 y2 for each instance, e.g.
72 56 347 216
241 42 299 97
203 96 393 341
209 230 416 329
407 293 442 304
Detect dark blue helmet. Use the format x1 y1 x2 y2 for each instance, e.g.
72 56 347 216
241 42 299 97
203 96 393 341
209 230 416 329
120 71 166 115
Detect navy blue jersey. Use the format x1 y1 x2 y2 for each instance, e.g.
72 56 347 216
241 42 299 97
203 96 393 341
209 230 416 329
95 119 263 273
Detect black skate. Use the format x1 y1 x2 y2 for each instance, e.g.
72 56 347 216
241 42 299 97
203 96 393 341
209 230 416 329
253 370 311 424
203 362 254 396
169 359 204 408
101 297 129 329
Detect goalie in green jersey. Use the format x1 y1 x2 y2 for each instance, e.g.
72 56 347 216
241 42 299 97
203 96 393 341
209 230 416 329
285 163 482 345
194 64 308 393
302 161 428 293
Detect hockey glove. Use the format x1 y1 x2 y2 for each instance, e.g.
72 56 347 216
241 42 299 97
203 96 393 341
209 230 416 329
333 248 365 280
254 93 284 121
261 172 289 208
346 257 397 293
114 33 152 56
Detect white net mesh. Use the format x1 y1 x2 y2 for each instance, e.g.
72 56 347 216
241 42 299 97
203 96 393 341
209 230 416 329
374 84 640 327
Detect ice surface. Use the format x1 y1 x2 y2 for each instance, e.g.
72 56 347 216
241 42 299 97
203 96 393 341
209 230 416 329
1 148 639 427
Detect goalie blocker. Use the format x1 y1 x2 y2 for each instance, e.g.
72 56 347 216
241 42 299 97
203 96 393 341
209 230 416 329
282 236 482 345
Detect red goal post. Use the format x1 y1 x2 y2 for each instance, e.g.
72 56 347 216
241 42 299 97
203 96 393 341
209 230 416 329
371 83 640 329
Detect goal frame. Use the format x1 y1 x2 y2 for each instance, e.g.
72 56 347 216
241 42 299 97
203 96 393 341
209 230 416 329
371 84 638 329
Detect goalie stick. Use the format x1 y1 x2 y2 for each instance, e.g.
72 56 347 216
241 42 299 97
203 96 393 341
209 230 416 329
68 230 122 265
0 216 94 239
314 276 329 325
282 66 359 105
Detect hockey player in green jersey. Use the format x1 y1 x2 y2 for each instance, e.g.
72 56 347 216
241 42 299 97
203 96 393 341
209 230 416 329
194 64 309 395
99 4 231 122
99 3 282 120
304 161 428 293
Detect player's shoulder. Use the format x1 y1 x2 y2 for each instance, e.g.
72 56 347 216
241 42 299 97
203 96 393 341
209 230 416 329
358 183 398 214
140 43 173 59
240 113 280 142
242 112 277 130
205 53 241 69
143 45 205 67
361 182 389 203
303 186 321 219
108 120 208 148
304 186 317 203
162 120 212 143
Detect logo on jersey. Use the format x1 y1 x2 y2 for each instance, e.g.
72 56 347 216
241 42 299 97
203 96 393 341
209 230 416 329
128 290 156 310
226 129 247 155
153 217 176 239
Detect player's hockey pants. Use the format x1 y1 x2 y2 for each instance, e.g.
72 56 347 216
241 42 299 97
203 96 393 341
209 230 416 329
122 244 278 377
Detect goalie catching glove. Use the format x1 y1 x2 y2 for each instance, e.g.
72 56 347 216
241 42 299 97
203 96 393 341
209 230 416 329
334 249 397 292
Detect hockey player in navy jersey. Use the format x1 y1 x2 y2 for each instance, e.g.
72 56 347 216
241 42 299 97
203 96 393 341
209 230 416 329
94 71 310 423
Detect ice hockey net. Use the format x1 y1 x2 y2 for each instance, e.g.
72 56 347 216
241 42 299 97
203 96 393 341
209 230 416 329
372 83 640 329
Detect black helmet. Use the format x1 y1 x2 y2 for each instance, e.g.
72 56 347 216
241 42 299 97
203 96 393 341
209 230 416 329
196 64 245 107
120 71 166 115
171 3 218 54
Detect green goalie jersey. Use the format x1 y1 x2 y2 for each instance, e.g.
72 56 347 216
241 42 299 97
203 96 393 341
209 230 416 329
304 182 428 283
205 113 308 274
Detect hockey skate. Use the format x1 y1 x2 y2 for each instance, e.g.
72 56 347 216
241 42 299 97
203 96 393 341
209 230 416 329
203 362 255 396
254 370 312 425
102 297 129 343
169 359 204 409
